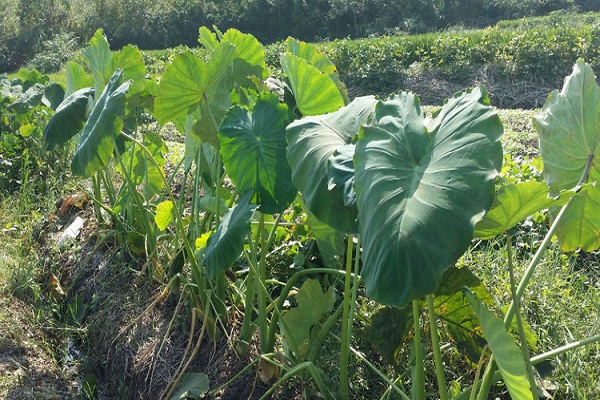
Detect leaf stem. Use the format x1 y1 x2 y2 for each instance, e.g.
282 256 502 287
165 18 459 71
413 299 425 400
506 233 538 400
340 234 354 400
477 154 594 399
427 294 448 400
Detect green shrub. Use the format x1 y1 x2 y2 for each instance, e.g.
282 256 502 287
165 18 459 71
28 33 82 74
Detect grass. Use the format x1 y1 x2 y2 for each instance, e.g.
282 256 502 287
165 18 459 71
1 97 599 398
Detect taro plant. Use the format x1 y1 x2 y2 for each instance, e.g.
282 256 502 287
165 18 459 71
1 69 67 195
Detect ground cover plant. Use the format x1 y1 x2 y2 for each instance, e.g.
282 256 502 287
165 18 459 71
1 26 600 400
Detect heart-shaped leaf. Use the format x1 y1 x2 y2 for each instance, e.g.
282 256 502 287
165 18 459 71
204 191 258 278
474 181 580 239
219 93 295 214
44 87 95 150
533 60 600 251
280 53 345 116
65 61 94 98
71 69 131 178
83 29 113 97
354 87 502 306
286 37 348 103
280 278 335 358
286 96 377 232
155 200 174 231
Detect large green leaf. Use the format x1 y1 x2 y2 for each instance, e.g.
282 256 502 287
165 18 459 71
71 69 131 178
354 87 503 306
83 29 113 97
286 37 348 103
111 44 146 94
474 181 579 239
219 93 296 214
155 43 237 146
533 60 600 251
222 29 268 80
203 191 258 278
154 51 209 126
465 291 534 400
286 96 377 233
43 87 95 150
280 278 336 359
65 61 93 98
280 53 345 116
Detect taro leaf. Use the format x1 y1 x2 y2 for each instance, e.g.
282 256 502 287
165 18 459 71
198 194 227 217
169 372 209 400
474 181 580 240
286 37 348 103
204 191 258 278
280 278 336 359
155 43 237 147
83 29 113 97
465 290 534 400
354 87 503 306
198 26 218 51
305 206 345 269
43 83 65 110
286 96 377 233
533 60 600 251
365 306 412 364
219 93 296 214
327 144 356 207
155 200 174 231
154 51 208 126
434 266 494 364
222 29 268 80
44 87 95 150
110 44 146 94
71 69 131 178
65 61 93 98
280 53 345 116
116 132 166 198
9 83 45 113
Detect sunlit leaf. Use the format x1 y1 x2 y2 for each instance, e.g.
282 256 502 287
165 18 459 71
533 59 600 251
280 53 344 116
219 93 295 213
155 200 174 231
286 96 377 232
465 290 534 400
71 69 131 177
354 87 502 306
474 181 580 239
281 278 335 358
83 29 113 97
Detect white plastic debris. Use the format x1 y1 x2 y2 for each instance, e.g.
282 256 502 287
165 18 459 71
57 216 84 247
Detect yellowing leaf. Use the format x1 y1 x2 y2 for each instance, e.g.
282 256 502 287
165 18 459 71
155 200 174 231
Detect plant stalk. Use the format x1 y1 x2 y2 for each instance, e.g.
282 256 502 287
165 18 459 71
476 154 594 400
506 233 538 400
412 299 425 400
340 234 354 400
427 294 448 400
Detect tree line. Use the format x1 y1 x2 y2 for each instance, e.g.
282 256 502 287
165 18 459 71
1 0 598 72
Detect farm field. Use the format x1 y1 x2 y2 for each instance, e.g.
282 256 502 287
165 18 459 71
1 22 600 400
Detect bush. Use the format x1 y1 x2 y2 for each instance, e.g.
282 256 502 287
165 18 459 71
28 33 82 74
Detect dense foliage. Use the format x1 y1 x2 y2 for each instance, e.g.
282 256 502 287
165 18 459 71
1 0 600 72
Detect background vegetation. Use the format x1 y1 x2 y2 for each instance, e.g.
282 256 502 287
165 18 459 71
1 0 600 73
